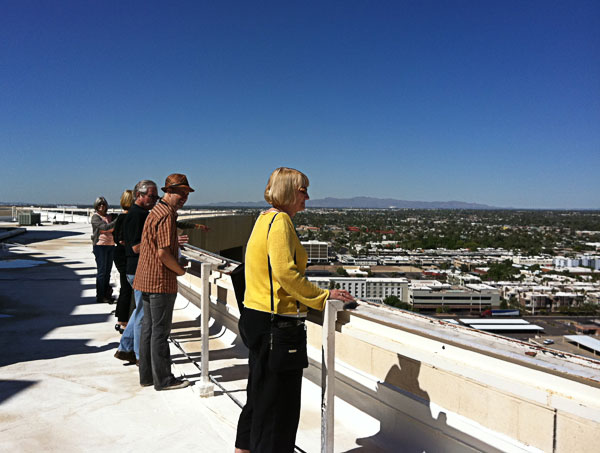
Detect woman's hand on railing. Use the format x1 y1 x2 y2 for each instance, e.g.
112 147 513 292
328 289 354 303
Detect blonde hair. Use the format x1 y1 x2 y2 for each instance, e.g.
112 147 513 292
264 167 309 210
120 190 134 210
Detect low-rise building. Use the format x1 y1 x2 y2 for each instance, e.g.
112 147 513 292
301 240 329 264
337 254 379 266
407 281 500 311
513 255 553 266
309 276 408 303
447 272 482 286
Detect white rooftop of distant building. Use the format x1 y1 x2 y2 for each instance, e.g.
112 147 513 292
460 319 530 325
565 335 600 354
465 283 497 291
471 325 545 332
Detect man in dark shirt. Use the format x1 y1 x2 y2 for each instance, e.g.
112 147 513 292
114 180 158 363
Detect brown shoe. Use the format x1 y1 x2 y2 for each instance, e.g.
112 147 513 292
157 378 191 391
114 350 136 364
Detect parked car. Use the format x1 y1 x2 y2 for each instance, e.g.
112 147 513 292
543 339 554 345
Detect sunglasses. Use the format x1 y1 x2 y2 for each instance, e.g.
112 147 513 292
298 187 308 195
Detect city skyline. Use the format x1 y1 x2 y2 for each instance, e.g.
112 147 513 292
1 1 599 209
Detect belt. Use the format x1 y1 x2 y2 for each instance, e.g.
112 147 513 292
274 319 305 328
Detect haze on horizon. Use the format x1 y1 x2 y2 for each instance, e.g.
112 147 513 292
1 1 598 210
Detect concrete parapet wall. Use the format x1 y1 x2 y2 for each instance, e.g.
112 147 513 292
180 214 256 260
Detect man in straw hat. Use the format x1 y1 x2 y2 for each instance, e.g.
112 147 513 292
133 173 194 390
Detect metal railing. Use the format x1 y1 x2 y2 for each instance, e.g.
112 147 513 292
179 244 353 453
180 244 242 397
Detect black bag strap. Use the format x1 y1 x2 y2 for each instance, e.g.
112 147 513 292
267 212 300 319
267 213 279 319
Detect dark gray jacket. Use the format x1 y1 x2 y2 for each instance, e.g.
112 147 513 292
91 213 117 246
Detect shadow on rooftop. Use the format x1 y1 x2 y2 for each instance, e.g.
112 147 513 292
0 380 37 405
0 244 117 396
8 228 85 245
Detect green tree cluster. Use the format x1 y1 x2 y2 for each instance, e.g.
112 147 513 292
383 295 412 310
485 260 520 281
336 267 348 277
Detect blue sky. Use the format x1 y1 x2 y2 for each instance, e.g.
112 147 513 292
1 1 599 209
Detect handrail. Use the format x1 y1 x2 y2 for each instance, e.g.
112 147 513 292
197 262 214 397
180 243 240 274
178 245 238 398
321 298 344 453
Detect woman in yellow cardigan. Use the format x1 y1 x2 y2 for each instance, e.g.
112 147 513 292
235 167 354 453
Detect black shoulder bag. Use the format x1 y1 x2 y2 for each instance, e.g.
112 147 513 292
230 262 246 314
266 213 309 371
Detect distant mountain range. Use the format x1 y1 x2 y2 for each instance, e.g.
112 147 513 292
205 196 498 209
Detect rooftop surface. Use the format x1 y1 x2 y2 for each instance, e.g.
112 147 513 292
0 223 242 451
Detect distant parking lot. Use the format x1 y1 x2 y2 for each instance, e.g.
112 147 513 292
432 314 600 360
502 317 599 359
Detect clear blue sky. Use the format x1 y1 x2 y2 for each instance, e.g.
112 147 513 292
1 1 599 209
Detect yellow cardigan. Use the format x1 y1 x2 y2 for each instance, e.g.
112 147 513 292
243 211 329 315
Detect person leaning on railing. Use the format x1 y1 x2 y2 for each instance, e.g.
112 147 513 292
234 167 354 453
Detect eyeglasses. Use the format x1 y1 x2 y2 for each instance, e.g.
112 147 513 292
298 187 308 195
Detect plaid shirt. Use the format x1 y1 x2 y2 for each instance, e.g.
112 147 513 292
133 200 179 294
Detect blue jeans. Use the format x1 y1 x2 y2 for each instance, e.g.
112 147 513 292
93 245 114 303
117 274 144 359
139 292 177 389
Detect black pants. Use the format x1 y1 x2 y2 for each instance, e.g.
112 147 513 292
235 308 303 453
93 245 114 303
114 266 132 323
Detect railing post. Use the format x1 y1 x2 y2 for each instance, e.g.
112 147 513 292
321 299 343 453
198 262 215 397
